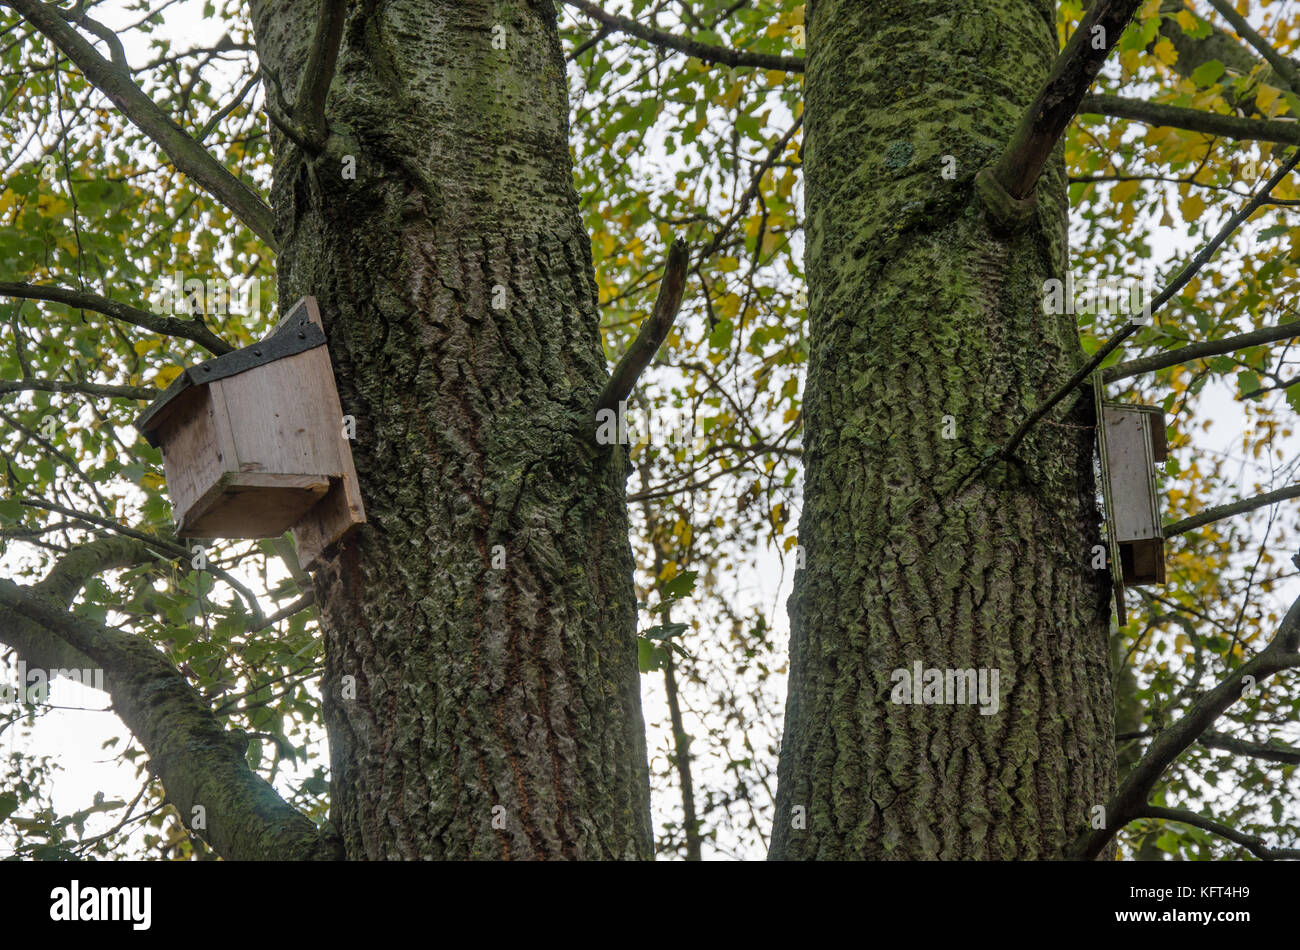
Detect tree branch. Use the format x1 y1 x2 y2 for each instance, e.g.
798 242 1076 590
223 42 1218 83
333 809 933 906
1080 93 1300 147
0 378 158 401
10 496 265 626
1133 805 1300 859
986 148 1300 468
1206 0 1300 92
0 573 340 860
1102 319 1300 382
293 0 347 149
594 238 689 421
1199 729 1300 765
561 0 804 72
980 0 1144 216
9 0 278 249
1067 592 1300 859
1165 483 1300 537
0 281 233 355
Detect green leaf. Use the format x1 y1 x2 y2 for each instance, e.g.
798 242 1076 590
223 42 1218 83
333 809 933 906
0 792 19 823
1286 382 1300 414
637 637 656 673
659 569 699 601
1190 60 1225 86
644 621 690 641
1237 370 1261 397
709 319 733 350
0 499 23 524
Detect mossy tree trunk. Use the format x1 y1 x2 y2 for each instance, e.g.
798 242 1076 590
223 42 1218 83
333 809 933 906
770 0 1116 859
248 0 653 860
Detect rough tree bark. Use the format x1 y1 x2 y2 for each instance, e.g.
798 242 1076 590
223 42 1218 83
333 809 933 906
770 0 1116 859
247 0 653 859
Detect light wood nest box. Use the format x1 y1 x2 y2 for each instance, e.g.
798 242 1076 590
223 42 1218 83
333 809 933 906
134 296 364 570
1098 402 1167 587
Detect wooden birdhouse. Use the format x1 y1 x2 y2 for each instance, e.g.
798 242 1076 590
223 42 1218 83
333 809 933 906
1098 402 1167 586
135 296 364 570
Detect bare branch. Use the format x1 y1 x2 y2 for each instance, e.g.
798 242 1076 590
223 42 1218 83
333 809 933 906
980 0 1144 218
0 282 233 355
561 0 804 72
0 378 158 401
9 0 278 249
700 116 803 262
1134 805 1300 859
1199 729 1300 765
594 238 689 421
986 148 1300 468
248 590 316 634
1102 319 1300 382
1067 593 1300 859
1080 93 1300 148
1165 483 1300 537
293 0 347 149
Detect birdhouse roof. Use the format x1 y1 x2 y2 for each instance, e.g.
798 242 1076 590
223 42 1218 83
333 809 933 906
133 300 327 448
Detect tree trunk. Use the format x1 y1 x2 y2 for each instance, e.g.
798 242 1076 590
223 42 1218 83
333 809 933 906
248 0 653 860
770 0 1116 859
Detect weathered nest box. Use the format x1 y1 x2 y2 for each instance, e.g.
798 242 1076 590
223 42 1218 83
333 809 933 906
134 296 364 570
1098 402 1167 586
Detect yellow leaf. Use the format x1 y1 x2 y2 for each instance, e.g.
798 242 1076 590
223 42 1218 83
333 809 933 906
1181 192 1206 222
1257 84 1282 115
133 339 159 356
153 365 183 387
1112 179 1140 203
658 561 678 582
1152 38 1177 66
1175 9 1199 31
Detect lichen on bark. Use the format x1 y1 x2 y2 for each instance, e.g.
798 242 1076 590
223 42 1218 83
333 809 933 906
249 0 653 860
771 0 1115 859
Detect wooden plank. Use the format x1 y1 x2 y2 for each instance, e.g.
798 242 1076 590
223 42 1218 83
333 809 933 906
1102 405 1162 543
160 387 237 530
178 471 330 538
211 348 344 478
285 297 366 569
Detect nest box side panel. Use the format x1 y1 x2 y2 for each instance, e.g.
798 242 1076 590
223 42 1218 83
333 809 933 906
287 297 366 570
1102 407 1161 543
159 386 238 530
210 351 345 479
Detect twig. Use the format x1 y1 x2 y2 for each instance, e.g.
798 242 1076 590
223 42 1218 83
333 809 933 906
989 148 1300 469
1067 593 1300 859
1134 805 1300 859
0 281 232 355
1165 483 1300 537
561 0 804 73
1102 319 1300 382
594 238 690 420
1080 93 1300 148
9 0 278 248
1206 0 1300 92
